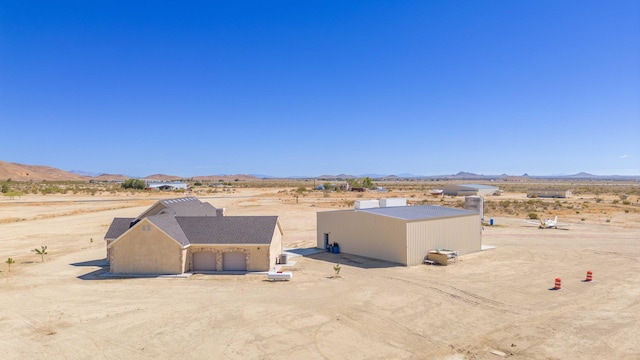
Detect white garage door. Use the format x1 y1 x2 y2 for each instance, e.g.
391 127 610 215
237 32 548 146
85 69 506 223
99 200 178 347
223 252 246 271
193 252 216 271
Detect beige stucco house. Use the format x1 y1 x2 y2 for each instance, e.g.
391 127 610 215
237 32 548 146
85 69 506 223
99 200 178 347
104 197 283 274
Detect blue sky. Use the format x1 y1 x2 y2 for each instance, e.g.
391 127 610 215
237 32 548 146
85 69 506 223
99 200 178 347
1 1 639 177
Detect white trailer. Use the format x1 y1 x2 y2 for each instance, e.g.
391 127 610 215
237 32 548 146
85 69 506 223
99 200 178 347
267 271 293 281
380 198 407 207
355 200 380 209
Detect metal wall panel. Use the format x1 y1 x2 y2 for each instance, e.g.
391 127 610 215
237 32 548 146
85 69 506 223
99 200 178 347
318 210 482 266
406 214 481 265
318 210 407 265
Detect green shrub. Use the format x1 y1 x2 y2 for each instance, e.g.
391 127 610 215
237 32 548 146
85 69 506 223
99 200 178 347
122 179 146 190
528 212 538 219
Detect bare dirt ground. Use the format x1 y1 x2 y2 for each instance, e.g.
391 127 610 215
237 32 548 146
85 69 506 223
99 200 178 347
0 188 638 359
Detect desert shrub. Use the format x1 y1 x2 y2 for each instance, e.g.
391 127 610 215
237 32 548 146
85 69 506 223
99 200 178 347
613 199 619 204
122 179 146 190
528 212 538 219
41 185 62 194
622 200 631 205
595 198 603 203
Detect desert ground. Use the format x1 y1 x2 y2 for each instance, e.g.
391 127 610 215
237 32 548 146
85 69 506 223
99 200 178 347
0 185 638 359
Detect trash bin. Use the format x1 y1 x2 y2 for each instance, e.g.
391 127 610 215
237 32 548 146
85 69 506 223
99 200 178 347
490 218 494 226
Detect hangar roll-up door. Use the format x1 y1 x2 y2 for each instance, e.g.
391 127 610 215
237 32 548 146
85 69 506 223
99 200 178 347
193 252 216 271
223 252 246 271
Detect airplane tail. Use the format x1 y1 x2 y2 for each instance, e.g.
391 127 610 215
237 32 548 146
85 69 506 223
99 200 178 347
554 215 558 223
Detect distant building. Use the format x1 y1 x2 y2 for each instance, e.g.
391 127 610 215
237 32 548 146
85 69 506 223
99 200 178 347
145 181 188 191
442 184 499 196
527 189 572 198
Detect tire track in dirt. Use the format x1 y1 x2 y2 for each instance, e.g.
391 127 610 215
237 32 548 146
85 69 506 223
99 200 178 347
387 276 520 315
582 249 638 260
312 321 331 360
346 305 437 346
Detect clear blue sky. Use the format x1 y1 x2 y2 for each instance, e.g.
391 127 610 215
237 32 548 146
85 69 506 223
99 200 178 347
1 1 639 177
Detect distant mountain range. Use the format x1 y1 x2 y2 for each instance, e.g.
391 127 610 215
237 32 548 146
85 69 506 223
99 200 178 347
0 160 638 182
313 171 640 181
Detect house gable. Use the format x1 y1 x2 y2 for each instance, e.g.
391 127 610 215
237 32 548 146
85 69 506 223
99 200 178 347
109 218 186 274
108 218 187 250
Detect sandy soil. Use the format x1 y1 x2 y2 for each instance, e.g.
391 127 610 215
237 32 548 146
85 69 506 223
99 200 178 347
0 189 638 359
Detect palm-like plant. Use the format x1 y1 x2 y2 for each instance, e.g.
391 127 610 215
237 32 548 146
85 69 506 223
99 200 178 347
5 257 15 272
333 263 341 276
32 245 48 262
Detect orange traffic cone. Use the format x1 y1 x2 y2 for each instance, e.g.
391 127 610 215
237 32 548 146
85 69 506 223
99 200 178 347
551 277 562 290
583 271 593 282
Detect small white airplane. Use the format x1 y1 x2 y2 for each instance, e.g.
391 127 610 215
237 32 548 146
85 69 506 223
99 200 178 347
525 216 570 229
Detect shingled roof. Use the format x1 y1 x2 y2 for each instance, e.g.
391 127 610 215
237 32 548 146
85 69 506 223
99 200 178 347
105 217 136 239
177 216 279 245
105 197 280 247
136 197 217 219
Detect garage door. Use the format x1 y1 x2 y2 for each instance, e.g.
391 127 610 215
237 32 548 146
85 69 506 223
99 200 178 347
223 252 246 271
193 252 216 271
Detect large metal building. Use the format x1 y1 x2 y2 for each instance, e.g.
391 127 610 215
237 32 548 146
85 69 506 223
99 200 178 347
526 189 572 198
442 184 499 196
317 205 482 266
